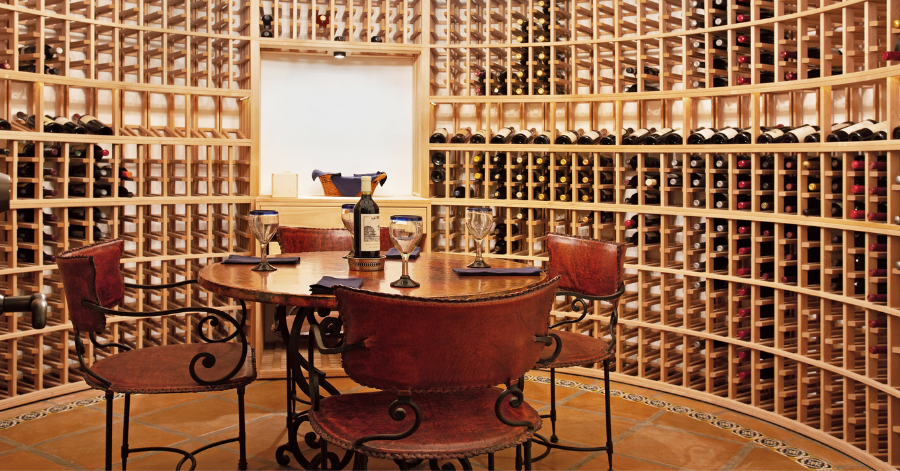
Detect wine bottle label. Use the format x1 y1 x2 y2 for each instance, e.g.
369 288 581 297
496 127 513 138
360 215 380 251
695 128 715 140
656 127 674 135
41 116 55 126
789 125 818 140
836 121 872 135
717 127 738 139
53 117 70 126
583 130 600 140
561 131 577 141
80 114 101 124
764 128 785 139
631 129 650 138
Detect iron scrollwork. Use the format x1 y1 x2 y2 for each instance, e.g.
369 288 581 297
352 395 422 448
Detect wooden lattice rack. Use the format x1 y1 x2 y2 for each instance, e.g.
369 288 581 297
2 0 900 468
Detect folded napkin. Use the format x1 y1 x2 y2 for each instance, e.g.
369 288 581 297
310 276 365 294
452 267 543 276
385 247 422 259
222 255 301 265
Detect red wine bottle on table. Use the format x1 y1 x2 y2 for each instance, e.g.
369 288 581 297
353 176 380 258
72 114 114 135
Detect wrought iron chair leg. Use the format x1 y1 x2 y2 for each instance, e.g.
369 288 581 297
122 393 131 471
603 359 614 471
523 440 532 471
238 387 248 470
320 438 328 470
354 452 368 470
487 453 495 471
105 390 114 471
549 368 558 442
515 444 522 471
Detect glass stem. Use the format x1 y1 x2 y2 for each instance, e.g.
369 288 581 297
401 253 410 278
475 237 483 261
261 241 268 265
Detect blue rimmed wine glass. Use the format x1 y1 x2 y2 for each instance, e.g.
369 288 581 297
249 210 279 272
341 204 355 259
465 207 493 268
389 215 424 288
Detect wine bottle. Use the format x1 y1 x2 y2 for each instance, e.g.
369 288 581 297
452 186 474 198
449 128 472 143
352 176 381 258
17 163 57 178
511 128 537 144
710 126 741 144
826 119 877 142
69 207 108 220
17 228 60 243
848 120 888 141
621 127 657 145
756 126 793 143
69 164 111 179
68 183 108 197
599 128 634 145
69 225 104 240
72 114 114 135
712 154 728 169
532 129 555 144
554 129 583 144
491 126 516 144
687 127 716 144
430 128 449 143
17 249 56 264
430 169 446 183
16 112 64 133
70 144 110 161
47 115 88 134
577 129 607 145
643 127 681 145
431 152 446 166
469 129 488 144
17 184 57 198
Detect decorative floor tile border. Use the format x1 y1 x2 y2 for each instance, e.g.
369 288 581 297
524 374 835 470
0 393 124 431
0 380 842 471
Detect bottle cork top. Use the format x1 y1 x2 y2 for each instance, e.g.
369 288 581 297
360 176 372 193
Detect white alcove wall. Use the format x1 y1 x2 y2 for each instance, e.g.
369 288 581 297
259 52 415 197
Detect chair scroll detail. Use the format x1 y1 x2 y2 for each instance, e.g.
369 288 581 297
305 277 560 470
57 239 256 471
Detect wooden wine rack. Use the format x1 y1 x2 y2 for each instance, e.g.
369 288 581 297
0 0 255 407
2 0 900 468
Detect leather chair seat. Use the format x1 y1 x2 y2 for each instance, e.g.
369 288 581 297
540 330 612 369
86 343 256 394
310 387 541 460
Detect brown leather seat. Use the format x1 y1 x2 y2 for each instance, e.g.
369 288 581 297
312 388 540 460
533 233 625 470
306 277 560 470
86 343 255 394
276 226 395 253
56 239 255 471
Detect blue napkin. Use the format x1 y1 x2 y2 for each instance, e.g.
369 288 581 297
223 255 300 265
385 247 422 259
310 276 365 294
452 267 543 276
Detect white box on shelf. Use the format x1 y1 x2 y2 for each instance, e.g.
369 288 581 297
272 172 299 198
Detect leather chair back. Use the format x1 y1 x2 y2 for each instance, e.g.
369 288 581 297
57 239 126 333
277 226 399 253
546 233 625 297
335 277 559 393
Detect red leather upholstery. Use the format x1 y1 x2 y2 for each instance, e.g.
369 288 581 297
336 277 559 392
276 227 352 253
546 233 625 298
56 239 126 333
311 388 540 460
86 343 256 393
277 226 403 253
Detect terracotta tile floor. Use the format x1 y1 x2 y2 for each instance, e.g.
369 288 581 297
0 374 872 471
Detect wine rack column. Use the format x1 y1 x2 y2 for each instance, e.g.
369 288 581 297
425 0 900 466
0 0 254 408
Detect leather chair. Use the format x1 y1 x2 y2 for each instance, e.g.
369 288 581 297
275 226 394 253
533 233 626 470
306 277 560 470
56 239 256 470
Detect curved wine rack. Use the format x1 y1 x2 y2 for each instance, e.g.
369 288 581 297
424 0 900 468
1 0 898 468
0 0 254 408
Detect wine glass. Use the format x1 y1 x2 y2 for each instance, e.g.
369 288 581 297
341 204 355 258
248 210 279 272
389 215 424 288
465 207 493 268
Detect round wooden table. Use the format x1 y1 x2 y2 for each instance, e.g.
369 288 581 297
197 251 547 309
197 251 547 469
